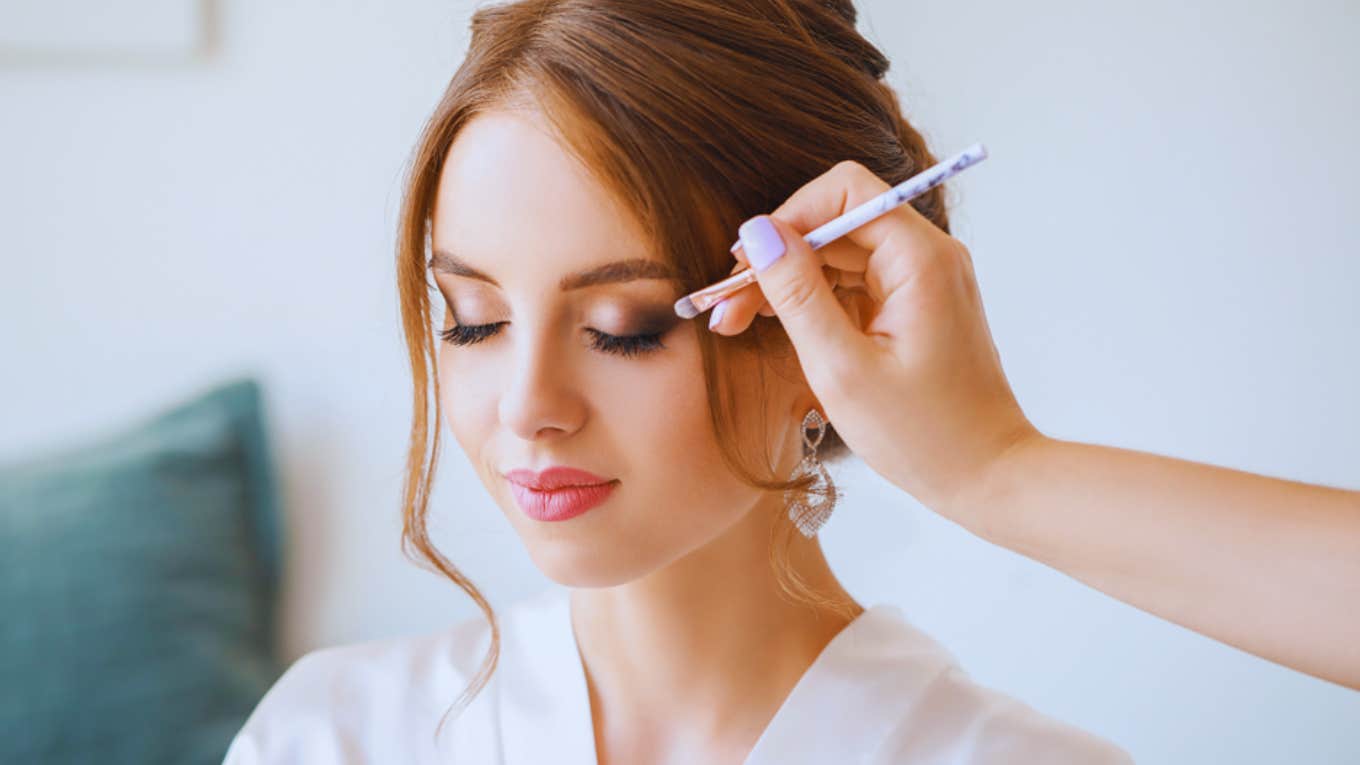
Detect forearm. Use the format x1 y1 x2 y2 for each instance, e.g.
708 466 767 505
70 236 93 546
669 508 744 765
960 433 1360 689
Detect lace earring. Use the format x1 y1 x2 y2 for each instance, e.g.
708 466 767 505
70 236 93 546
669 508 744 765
785 408 838 538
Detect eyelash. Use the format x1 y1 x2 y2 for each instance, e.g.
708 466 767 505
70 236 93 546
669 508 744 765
438 322 666 358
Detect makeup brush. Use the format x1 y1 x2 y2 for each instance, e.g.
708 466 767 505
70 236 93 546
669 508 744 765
673 143 989 319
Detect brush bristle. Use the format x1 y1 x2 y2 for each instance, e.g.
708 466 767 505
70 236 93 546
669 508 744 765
673 295 700 319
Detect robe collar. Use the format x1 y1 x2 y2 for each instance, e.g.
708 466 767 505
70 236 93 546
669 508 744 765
495 588 951 764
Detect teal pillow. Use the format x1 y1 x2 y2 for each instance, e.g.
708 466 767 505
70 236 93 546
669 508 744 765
0 378 284 764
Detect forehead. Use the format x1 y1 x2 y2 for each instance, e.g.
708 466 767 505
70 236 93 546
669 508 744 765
432 109 649 270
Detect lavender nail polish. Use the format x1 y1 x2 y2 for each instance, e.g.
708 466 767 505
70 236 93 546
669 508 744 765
708 299 728 330
739 216 786 272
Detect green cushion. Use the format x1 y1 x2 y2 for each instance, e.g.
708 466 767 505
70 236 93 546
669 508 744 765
0 378 284 764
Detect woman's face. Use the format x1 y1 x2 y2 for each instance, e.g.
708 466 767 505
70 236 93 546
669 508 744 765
431 108 800 587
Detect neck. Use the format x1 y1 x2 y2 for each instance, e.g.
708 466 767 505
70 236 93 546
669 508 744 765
569 496 862 762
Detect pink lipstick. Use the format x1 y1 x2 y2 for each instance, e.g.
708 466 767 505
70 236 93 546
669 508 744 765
504 466 618 522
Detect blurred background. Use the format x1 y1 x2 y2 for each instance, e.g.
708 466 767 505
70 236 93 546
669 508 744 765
2 0 1357 762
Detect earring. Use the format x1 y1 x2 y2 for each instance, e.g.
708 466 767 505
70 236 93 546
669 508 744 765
785 408 838 538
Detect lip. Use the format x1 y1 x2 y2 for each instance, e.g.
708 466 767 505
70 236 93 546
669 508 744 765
503 466 618 522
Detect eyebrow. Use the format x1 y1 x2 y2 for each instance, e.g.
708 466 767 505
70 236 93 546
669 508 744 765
428 249 681 290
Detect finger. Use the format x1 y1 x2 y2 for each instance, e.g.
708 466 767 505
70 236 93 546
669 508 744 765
710 281 765 334
729 240 867 326
737 214 870 381
708 258 764 333
720 264 841 335
730 160 951 283
735 236 867 271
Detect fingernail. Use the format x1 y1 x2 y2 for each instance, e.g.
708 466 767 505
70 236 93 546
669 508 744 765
708 299 728 331
739 216 785 272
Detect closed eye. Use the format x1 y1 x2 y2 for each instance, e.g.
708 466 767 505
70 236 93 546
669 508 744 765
583 327 666 358
438 322 666 358
439 322 505 346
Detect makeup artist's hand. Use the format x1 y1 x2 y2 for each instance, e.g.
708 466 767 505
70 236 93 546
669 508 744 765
709 160 1035 516
709 160 1360 692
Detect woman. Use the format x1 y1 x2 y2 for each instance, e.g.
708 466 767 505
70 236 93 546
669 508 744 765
225 0 1132 762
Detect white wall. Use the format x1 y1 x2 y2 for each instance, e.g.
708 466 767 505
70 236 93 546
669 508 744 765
3 1 1356 761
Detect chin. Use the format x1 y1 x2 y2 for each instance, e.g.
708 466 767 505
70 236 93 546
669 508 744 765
522 537 656 588
496 486 741 588
496 485 667 588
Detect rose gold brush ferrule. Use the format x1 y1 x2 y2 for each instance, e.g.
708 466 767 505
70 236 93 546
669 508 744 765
672 266 758 319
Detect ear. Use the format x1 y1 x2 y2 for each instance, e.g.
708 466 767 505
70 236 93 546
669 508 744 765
793 391 827 424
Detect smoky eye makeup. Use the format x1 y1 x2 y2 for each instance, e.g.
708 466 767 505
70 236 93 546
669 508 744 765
579 303 680 358
591 302 682 337
436 295 683 359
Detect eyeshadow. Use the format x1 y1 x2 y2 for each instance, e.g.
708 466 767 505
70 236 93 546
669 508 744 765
625 306 684 335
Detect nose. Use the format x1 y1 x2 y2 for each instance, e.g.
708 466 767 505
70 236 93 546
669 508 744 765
497 331 588 442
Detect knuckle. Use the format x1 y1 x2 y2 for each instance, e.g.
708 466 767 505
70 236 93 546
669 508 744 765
775 160 892 237
831 158 865 176
952 240 976 273
835 159 891 200
770 270 822 318
941 237 972 271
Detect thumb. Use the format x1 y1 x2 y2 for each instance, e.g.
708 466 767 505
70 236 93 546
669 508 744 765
738 214 870 379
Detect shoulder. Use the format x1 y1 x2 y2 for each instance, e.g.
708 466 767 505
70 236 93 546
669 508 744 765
222 600 508 764
847 606 1133 764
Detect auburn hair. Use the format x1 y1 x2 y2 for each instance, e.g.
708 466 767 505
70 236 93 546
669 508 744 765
393 0 951 729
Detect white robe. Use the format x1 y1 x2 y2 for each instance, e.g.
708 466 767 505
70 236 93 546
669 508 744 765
224 588 1132 763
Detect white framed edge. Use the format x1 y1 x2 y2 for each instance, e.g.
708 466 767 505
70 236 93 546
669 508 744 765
0 0 208 59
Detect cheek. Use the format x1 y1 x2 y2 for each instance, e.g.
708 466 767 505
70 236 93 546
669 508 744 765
580 330 725 475
629 362 723 474
608 345 761 523
437 344 498 461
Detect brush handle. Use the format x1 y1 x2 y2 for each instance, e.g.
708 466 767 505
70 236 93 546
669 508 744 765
677 143 988 317
728 142 988 254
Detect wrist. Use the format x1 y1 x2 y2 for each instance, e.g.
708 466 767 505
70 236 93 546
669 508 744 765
944 422 1051 544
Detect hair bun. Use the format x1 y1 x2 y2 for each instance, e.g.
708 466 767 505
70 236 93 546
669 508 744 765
803 0 889 80
818 0 858 25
